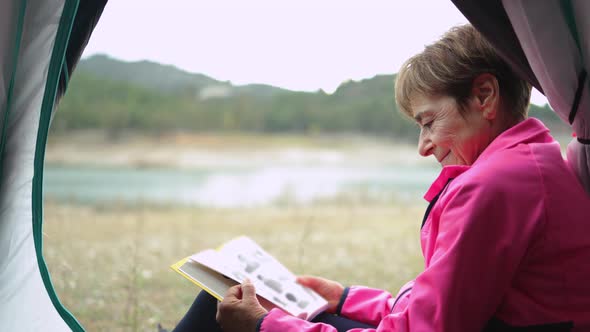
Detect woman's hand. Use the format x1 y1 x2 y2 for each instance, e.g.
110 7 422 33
296 275 345 314
216 279 268 332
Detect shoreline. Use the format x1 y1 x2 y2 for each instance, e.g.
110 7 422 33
46 131 437 169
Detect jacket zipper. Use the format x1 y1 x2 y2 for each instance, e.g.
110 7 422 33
391 286 413 313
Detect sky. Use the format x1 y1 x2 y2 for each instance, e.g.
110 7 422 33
83 0 547 105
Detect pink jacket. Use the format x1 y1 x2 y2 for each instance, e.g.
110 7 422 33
259 118 590 331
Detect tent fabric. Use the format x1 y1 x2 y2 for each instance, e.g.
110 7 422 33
449 0 542 93
57 0 107 106
0 0 25 179
0 0 20 114
0 0 70 328
0 0 86 330
0 0 106 329
501 0 590 194
451 0 590 196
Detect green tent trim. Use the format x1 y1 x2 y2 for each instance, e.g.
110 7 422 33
32 0 84 330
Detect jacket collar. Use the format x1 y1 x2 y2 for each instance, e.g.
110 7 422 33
473 117 552 166
424 165 469 201
423 118 552 202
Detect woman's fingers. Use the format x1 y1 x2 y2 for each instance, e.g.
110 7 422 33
216 280 268 332
224 284 243 302
297 275 334 294
296 275 322 289
296 275 344 313
241 279 257 301
215 301 221 323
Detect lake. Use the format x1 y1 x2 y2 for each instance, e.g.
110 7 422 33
43 163 440 208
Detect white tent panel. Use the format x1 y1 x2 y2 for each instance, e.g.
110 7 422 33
573 0 590 71
503 0 590 194
569 0 590 191
0 0 72 330
567 139 590 191
502 0 582 124
0 0 20 149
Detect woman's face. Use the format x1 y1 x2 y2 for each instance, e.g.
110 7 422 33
412 94 493 166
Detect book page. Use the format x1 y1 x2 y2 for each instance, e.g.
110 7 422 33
190 236 328 320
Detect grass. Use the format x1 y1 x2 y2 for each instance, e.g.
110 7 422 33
43 200 426 331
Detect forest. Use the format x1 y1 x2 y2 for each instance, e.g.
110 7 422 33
53 55 568 141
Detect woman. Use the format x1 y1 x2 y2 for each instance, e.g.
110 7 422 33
176 24 590 331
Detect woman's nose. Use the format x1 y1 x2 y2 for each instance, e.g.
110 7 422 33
418 130 433 157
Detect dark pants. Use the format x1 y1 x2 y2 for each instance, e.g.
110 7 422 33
173 291 376 332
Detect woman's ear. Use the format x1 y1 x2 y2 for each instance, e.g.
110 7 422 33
471 73 499 120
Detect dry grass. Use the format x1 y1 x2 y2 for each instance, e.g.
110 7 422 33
43 201 425 331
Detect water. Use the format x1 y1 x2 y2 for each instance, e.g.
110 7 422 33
43 163 440 208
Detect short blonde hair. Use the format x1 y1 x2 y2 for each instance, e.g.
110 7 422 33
395 24 531 120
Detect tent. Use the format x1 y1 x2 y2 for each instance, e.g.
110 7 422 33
0 0 587 331
0 0 107 330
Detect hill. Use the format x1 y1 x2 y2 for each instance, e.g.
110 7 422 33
78 55 288 98
54 55 569 140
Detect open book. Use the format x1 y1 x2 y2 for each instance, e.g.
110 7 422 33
171 236 329 321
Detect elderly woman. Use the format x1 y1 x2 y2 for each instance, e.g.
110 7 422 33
174 24 590 332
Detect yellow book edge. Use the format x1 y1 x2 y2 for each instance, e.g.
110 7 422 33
170 256 224 301
170 240 240 302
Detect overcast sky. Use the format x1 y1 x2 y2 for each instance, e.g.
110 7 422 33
84 0 547 105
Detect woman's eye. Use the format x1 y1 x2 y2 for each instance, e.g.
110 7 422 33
423 120 433 129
